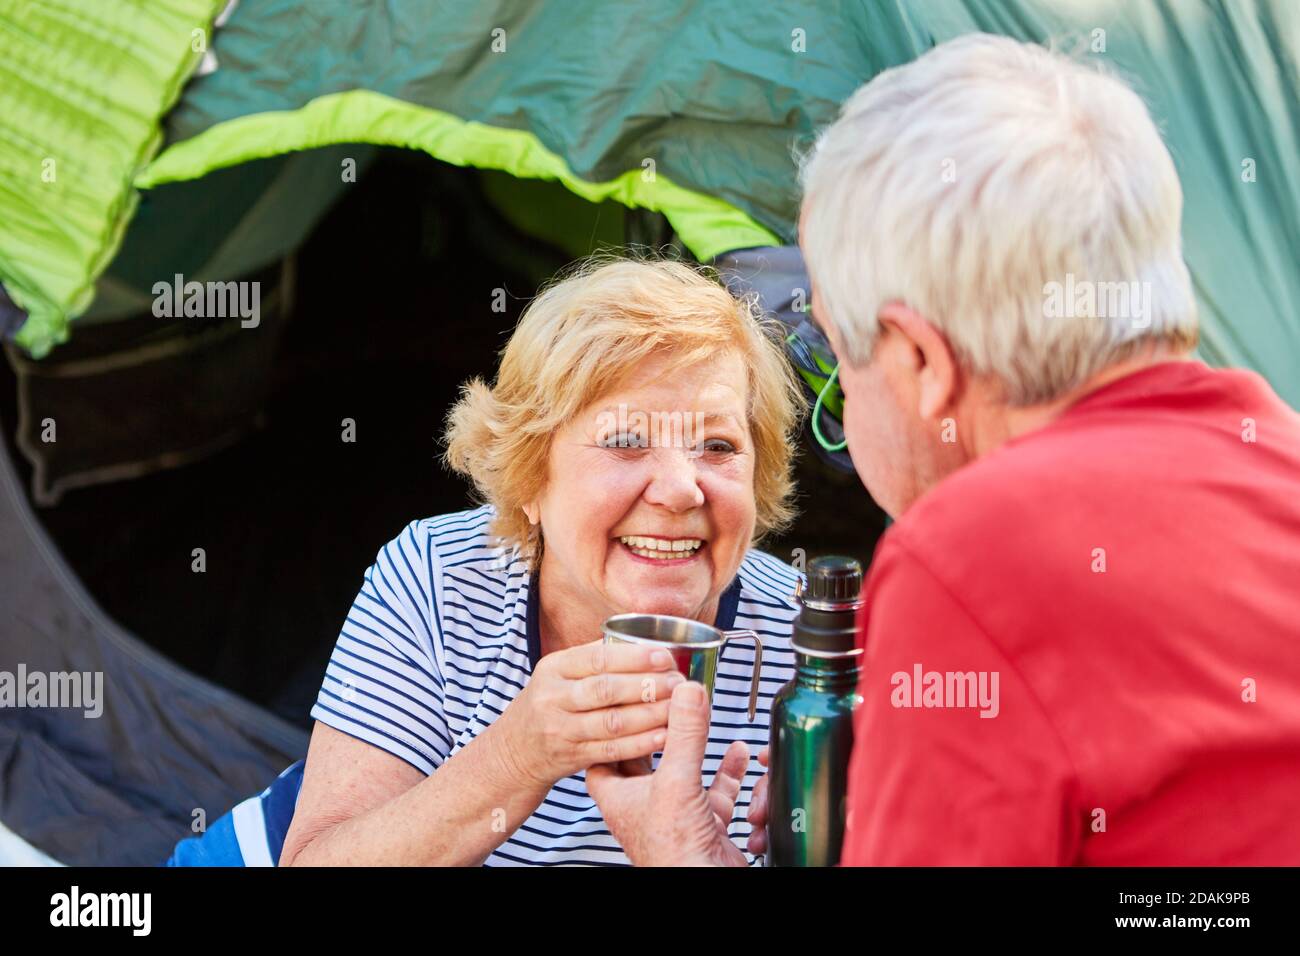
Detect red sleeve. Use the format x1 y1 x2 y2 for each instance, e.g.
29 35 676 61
841 534 1082 865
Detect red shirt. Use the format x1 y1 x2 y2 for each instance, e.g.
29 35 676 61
841 361 1300 865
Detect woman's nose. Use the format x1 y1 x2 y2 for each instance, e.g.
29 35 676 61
642 448 705 512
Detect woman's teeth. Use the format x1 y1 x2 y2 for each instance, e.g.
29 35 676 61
618 535 703 560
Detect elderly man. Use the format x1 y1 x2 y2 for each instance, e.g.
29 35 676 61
588 34 1300 865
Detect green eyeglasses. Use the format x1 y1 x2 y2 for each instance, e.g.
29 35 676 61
811 363 848 453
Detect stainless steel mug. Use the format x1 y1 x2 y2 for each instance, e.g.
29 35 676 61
602 613 764 720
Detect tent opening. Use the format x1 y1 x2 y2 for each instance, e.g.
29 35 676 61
0 147 885 731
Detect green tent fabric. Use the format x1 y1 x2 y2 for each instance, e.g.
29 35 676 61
0 0 227 356
137 90 781 262
2 0 1297 404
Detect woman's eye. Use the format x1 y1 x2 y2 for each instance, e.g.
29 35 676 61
699 438 736 455
598 433 648 449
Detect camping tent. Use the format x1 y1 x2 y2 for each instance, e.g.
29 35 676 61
1 0 1296 865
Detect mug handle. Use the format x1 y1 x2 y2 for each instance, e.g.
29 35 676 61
723 629 764 722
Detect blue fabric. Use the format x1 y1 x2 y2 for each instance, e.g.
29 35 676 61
165 760 305 866
261 760 304 863
164 805 246 867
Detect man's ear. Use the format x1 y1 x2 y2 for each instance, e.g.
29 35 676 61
877 302 961 420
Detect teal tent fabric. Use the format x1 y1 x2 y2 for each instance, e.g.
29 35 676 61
1 0 1296 405
104 0 1300 406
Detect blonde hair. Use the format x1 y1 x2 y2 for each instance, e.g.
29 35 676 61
444 255 805 561
800 34 1198 405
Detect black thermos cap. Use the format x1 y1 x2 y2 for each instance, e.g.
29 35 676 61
804 555 863 608
793 555 864 654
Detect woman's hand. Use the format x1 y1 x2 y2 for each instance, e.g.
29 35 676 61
493 640 686 789
587 681 750 866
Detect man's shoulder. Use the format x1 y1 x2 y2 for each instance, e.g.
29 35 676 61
884 416 1124 594
896 360 1300 558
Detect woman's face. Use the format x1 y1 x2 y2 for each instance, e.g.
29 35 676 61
531 349 756 624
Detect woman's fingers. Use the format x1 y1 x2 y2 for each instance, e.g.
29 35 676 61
570 671 684 711
579 699 672 741
580 726 668 766
552 641 676 680
707 739 749 828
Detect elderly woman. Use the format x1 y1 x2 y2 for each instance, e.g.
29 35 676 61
274 257 805 866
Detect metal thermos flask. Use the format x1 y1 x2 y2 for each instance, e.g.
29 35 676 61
766 555 864 867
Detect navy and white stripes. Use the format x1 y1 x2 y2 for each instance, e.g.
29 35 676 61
310 505 800 866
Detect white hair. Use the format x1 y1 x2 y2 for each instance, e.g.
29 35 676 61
800 33 1198 405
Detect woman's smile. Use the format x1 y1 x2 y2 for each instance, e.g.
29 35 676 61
615 534 707 564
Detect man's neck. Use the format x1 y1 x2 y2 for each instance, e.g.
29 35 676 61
967 347 1191 458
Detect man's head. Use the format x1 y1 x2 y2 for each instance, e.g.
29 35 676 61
799 34 1199 516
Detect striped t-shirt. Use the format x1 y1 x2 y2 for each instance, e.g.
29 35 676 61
310 504 801 866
